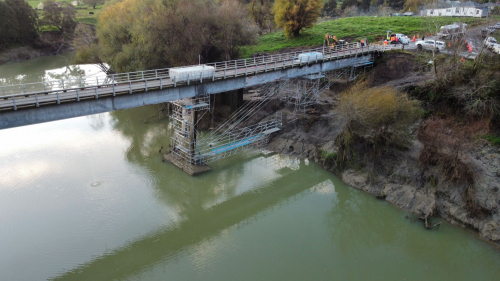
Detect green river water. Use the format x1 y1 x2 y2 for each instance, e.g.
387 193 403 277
1 55 500 281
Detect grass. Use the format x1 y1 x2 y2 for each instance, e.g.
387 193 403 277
240 16 497 57
482 134 500 146
28 0 103 25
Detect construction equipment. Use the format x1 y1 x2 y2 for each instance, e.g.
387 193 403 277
325 33 338 48
437 23 467 40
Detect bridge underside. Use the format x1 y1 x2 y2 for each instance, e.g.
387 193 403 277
0 55 373 130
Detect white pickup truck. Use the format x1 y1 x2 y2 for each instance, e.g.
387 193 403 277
415 39 446 52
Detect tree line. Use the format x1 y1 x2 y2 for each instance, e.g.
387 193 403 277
75 0 259 72
0 0 38 50
0 0 97 51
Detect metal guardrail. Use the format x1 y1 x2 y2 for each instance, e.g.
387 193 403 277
0 43 400 111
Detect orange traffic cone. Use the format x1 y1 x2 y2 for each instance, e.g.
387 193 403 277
448 42 451 47
417 34 420 39
412 35 415 42
468 44 472 52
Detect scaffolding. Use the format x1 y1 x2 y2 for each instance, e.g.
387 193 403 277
169 95 210 165
167 54 374 168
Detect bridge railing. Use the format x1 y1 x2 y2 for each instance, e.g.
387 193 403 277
0 42 404 111
0 42 371 97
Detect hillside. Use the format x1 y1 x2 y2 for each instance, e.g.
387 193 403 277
240 16 496 57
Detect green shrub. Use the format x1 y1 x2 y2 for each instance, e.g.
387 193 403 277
321 150 337 167
482 134 500 146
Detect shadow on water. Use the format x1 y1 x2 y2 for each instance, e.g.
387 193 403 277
52 106 325 280
50 105 500 281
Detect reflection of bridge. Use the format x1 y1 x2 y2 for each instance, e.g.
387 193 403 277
0 43 399 130
51 158 322 280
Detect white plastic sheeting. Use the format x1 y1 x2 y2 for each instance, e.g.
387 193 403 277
297 52 323 63
169 65 215 81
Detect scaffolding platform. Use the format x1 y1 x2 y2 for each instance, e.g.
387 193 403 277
183 102 209 110
204 135 263 156
164 153 212 176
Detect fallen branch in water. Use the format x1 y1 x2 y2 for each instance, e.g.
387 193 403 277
421 215 442 230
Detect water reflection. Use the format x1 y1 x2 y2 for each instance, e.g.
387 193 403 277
0 54 101 86
0 53 104 95
52 107 323 280
45 105 500 281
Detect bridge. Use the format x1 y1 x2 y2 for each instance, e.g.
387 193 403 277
0 43 401 130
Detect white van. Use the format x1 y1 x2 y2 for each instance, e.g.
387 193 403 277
395 34 410 45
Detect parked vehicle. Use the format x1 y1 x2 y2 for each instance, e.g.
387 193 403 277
394 33 410 44
494 22 500 29
403 12 414 16
492 44 500 54
482 27 496 37
415 39 446 52
484 37 498 49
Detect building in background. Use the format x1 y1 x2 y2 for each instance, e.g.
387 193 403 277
420 1 490 18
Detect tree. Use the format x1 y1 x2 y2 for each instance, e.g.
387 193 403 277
273 0 323 38
42 0 77 36
340 0 357 11
336 83 421 168
248 0 275 32
82 0 104 9
6 0 38 43
216 0 259 60
322 0 338 17
0 1 17 49
73 23 109 73
0 0 38 50
94 0 257 72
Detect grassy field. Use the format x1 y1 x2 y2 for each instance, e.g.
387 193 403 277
28 0 101 25
240 16 497 57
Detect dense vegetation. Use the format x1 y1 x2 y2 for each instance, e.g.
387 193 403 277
273 0 323 37
82 0 257 72
336 83 421 169
0 0 38 50
330 49 500 214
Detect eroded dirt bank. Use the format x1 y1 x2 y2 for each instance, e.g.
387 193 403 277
268 113 500 244
263 52 500 246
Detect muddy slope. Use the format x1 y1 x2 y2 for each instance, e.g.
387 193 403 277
266 53 500 245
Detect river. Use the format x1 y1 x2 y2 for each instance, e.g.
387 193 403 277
1 55 500 281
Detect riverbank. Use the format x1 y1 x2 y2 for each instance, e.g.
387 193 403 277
259 52 500 246
0 45 75 65
268 112 500 245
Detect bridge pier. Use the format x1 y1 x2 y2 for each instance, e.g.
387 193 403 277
164 96 212 176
